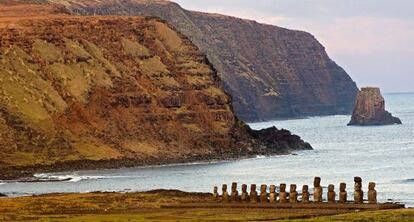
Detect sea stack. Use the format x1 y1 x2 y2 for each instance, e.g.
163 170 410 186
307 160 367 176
348 87 402 126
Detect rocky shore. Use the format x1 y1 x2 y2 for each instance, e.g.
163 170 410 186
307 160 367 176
0 125 311 180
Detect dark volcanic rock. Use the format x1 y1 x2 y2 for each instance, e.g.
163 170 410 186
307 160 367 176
42 0 358 121
348 87 402 126
246 126 312 152
0 193 6 197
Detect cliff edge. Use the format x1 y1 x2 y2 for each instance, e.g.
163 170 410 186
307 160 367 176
22 0 359 121
348 87 402 126
0 3 311 179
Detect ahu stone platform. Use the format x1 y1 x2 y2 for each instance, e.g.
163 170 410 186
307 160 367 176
163 177 405 210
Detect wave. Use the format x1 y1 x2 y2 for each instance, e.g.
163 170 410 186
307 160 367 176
255 155 266 159
33 174 131 183
401 178 414 184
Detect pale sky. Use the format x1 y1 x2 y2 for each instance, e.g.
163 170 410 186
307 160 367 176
175 0 414 93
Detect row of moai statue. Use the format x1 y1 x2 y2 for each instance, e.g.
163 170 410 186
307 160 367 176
213 177 377 204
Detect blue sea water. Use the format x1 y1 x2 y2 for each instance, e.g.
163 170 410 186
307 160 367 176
0 93 413 206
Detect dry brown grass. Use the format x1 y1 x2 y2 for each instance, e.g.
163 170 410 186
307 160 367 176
0 191 411 221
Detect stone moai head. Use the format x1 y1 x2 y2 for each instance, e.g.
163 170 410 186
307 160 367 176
302 185 309 192
354 177 362 191
328 184 334 192
214 186 218 193
280 183 286 192
242 184 247 193
340 183 346 192
369 182 376 190
270 185 276 193
314 177 321 187
222 184 227 192
232 182 237 192
260 184 267 193
290 184 297 192
251 184 257 192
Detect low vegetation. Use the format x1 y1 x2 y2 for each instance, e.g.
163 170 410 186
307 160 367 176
0 191 412 221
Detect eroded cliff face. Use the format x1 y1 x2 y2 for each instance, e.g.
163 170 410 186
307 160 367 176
46 0 359 121
348 87 402 126
0 5 311 178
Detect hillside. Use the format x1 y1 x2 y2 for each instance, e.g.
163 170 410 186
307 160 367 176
0 4 311 178
47 0 359 121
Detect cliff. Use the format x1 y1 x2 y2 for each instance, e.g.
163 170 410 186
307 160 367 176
0 4 311 179
348 87 402 126
44 0 359 121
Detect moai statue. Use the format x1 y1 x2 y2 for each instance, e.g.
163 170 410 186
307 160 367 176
231 182 239 202
313 177 323 202
260 184 268 203
289 184 298 203
339 183 347 203
327 184 336 203
279 183 288 203
368 182 377 204
222 184 230 202
302 185 310 203
240 184 249 202
212 186 219 201
249 184 258 203
269 185 277 203
354 177 363 204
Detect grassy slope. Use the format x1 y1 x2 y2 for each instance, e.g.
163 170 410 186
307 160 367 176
0 192 412 221
0 12 241 175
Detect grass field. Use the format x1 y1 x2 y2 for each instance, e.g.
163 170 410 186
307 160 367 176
0 191 412 221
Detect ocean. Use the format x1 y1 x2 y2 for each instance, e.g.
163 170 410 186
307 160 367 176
1 93 413 206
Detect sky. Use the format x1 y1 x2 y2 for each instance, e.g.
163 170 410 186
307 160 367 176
175 0 414 93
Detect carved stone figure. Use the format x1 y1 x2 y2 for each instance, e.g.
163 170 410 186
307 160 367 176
279 183 288 203
231 182 239 201
354 177 363 204
327 184 336 203
313 177 323 202
260 184 268 203
302 185 310 203
222 184 229 202
213 186 219 201
339 183 347 203
250 184 258 203
240 184 249 202
368 182 377 204
289 184 298 203
269 185 277 203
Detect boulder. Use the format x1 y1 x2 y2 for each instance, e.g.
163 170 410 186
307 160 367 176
348 87 402 126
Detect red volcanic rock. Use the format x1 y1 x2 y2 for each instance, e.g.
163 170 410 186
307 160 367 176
348 87 402 126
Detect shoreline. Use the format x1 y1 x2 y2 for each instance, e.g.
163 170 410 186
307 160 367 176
0 151 300 181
